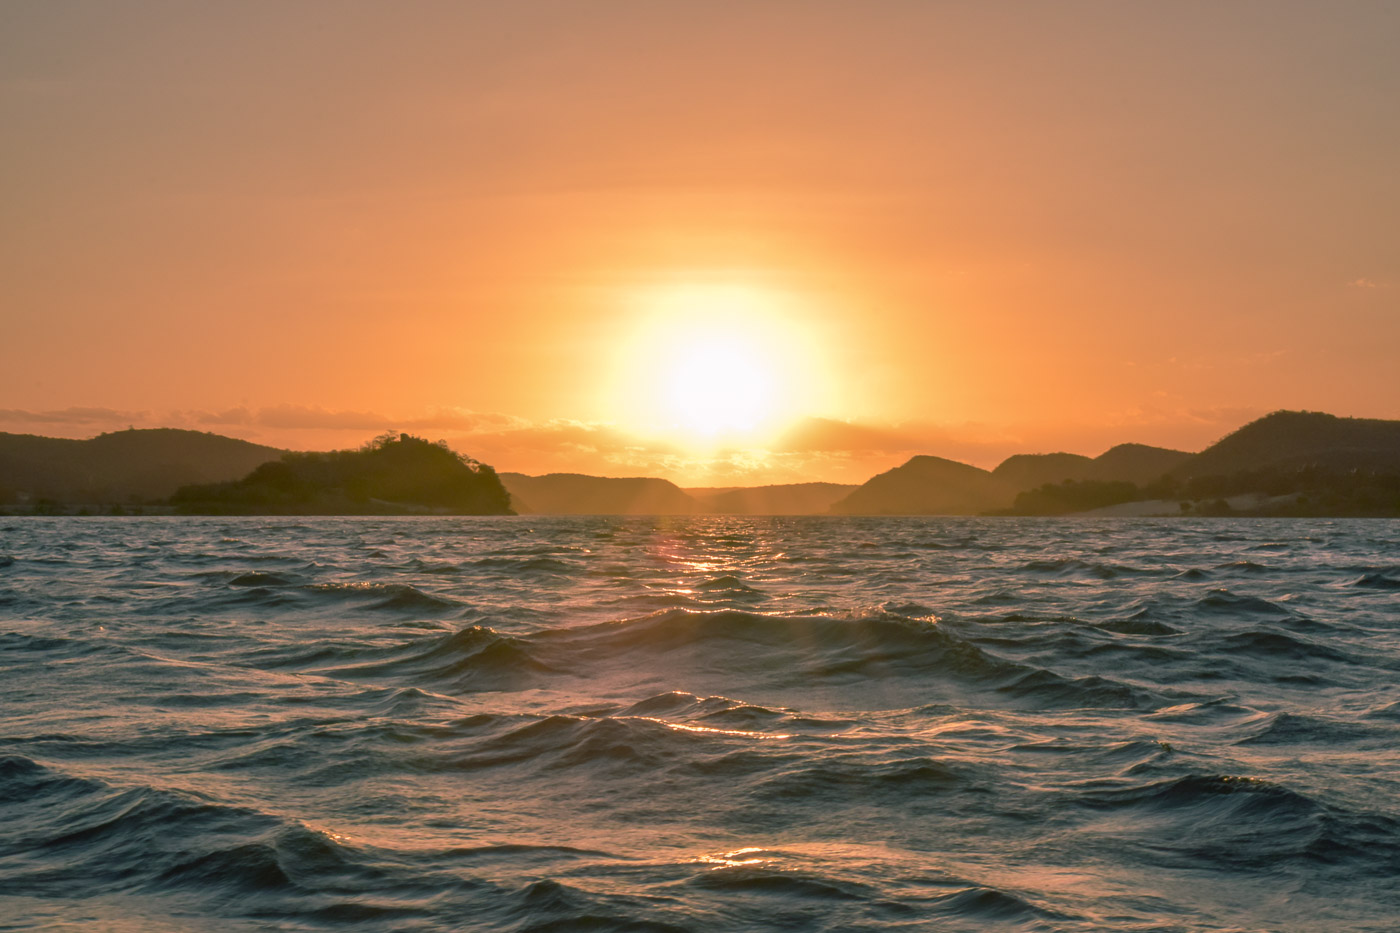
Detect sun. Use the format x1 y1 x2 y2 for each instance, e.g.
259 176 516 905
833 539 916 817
665 338 775 435
608 282 822 447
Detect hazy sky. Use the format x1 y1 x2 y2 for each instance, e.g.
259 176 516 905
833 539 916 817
3 2 1397 483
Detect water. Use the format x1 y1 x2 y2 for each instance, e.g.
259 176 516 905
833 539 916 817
2 516 1399 932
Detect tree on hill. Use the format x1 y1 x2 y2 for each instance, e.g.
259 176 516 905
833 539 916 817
997 479 1143 515
171 433 513 515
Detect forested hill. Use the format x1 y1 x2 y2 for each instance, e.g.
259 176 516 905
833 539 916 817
171 434 513 515
1173 410 1400 477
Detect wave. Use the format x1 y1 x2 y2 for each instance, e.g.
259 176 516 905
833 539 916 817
753 755 963 806
1351 572 1400 590
1070 772 1400 874
0 755 420 919
1215 629 1355 664
227 571 301 587
1235 712 1383 746
694 574 764 594
1094 614 1182 636
1022 558 1146 579
450 713 766 774
617 691 853 732
1214 560 1270 573
301 582 463 614
471 556 577 575
1192 589 1294 618
289 607 1165 711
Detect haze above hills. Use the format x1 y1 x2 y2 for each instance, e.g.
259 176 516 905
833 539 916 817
2 410 1398 516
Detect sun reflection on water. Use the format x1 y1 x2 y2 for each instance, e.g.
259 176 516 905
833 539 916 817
635 716 792 740
693 847 778 869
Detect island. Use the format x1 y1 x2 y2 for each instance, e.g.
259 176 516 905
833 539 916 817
169 433 514 515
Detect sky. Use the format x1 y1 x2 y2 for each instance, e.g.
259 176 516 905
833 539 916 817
3 2 1397 485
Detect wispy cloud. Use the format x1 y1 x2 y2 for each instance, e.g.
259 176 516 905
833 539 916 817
772 417 918 454
0 406 148 425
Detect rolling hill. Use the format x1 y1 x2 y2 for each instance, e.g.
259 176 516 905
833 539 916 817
829 456 1017 515
1091 443 1192 484
0 428 285 505
694 482 857 515
1172 410 1400 478
501 473 696 515
990 452 1095 490
991 444 1190 491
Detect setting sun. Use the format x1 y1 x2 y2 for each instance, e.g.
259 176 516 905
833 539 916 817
608 282 825 447
664 339 775 436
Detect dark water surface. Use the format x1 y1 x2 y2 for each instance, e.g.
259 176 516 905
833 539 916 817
2 516 1398 932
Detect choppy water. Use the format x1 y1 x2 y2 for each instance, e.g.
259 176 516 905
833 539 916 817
2 517 1399 932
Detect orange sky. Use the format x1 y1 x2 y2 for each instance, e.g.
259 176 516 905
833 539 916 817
3 3 1397 484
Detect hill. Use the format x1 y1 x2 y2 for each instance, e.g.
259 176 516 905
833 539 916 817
695 482 856 515
1173 410 1400 478
1000 414 1400 516
991 444 1190 491
991 452 1094 490
6 410 1397 517
171 433 513 515
829 456 1016 515
0 428 285 506
501 473 696 514
1091 443 1192 484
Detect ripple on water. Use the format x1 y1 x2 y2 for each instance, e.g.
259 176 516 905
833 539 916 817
0 516 1397 932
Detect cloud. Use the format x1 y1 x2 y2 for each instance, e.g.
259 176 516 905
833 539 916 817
402 409 521 432
252 405 393 431
773 417 918 453
192 405 533 434
196 407 255 426
186 405 504 433
0 406 148 426
447 419 681 459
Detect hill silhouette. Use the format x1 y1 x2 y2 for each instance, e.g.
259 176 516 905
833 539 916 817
991 444 1189 491
171 433 512 515
500 473 695 515
1172 410 1400 478
991 452 1095 490
0 428 285 507
996 413 1400 516
4 409 1397 516
694 482 856 515
1091 443 1192 484
830 456 1016 515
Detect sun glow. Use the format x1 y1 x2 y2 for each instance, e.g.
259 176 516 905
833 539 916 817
609 283 824 447
666 339 774 435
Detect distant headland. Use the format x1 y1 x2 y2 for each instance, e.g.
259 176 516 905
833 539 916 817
1 410 1397 517
170 432 514 516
